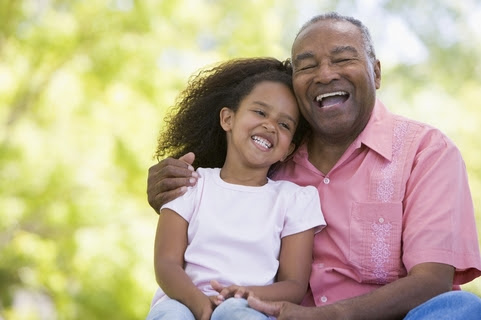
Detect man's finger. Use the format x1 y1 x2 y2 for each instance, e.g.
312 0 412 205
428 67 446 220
155 177 197 193
150 187 188 212
247 296 280 317
153 160 199 183
179 152 195 166
155 159 196 177
146 154 198 211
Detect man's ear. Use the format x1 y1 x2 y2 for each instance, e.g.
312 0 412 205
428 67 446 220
280 142 296 162
219 107 234 131
374 59 381 89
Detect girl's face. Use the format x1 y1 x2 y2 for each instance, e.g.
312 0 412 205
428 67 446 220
220 81 299 169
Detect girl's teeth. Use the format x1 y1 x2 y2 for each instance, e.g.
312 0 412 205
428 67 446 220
252 136 272 148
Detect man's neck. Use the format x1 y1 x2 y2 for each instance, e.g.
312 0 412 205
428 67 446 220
307 137 353 174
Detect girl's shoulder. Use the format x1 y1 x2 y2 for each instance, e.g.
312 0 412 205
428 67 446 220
268 179 318 197
194 167 220 179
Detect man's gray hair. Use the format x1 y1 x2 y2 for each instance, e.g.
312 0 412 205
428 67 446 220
295 12 377 64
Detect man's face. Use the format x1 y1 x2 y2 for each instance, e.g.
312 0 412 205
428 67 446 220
291 19 381 143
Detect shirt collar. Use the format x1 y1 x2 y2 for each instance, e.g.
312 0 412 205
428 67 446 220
293 99 394 164
357 99 394 161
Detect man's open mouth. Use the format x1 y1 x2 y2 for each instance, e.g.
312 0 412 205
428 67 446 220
315 91 349 108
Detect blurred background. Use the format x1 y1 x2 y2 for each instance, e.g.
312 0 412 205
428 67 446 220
1 0 480 319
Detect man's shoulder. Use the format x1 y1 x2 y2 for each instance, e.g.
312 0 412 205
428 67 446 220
392 112 455 148
377 99 445 133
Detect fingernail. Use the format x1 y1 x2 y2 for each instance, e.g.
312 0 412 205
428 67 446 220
189 178 196 184
188 165 194 171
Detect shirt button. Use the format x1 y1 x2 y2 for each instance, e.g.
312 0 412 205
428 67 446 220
323 177 330 184
320 296 328 303
378 217 384 223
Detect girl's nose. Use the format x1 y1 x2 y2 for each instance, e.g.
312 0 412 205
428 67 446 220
263 120 276 132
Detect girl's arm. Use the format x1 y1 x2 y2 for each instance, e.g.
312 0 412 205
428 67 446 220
154 208 214 319
213 228 315 303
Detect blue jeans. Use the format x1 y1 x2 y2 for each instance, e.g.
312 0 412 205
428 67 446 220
211 297 271 320
404 291 481 320
146 297 270 320
146 299 194 320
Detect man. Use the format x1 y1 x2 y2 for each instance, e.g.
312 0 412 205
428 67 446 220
147 12 481 319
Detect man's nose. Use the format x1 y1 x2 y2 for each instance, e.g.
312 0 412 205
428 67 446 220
314 62 340 84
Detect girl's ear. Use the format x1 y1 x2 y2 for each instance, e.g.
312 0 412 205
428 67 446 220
219 107 234 132
280 142 296 162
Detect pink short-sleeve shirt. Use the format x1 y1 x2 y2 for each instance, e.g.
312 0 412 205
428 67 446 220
274 99 481 306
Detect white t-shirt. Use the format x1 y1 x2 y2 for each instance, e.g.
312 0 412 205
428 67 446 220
151 167 326 307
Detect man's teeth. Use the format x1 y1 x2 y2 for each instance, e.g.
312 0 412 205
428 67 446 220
316 91 347 102
252 136 272 148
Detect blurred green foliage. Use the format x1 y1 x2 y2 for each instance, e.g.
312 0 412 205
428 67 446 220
1 0 480 319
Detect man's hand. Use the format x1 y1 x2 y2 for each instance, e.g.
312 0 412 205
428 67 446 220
247 296 282 317
147 152 198 212
248 296 327 320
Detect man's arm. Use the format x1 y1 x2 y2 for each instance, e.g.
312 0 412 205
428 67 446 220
147 152 198 212
249 262 454 320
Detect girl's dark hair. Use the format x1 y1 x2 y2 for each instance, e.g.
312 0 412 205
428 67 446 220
155 57 310 174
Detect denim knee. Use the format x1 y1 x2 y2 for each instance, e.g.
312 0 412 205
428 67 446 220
211 297 269 320
146 299 195 320
404 291 481 320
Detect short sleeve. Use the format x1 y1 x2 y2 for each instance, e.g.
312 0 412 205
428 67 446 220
402 131 481 283
160 177 200 223
281 185 326 238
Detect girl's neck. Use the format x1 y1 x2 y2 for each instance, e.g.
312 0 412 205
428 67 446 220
220 165 269 186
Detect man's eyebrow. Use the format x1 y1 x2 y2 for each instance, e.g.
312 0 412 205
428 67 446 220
293 46 359 65
293 51 314 65
332 45 359 56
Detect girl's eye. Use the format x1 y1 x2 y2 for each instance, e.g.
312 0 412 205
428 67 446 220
254 110 266 117
279 122 291 130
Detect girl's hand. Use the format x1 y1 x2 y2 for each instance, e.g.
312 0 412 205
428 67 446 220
208 294 222 307
210 280 253 304
190 294 214 320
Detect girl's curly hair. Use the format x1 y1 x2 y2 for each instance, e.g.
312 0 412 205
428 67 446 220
155 57 310 174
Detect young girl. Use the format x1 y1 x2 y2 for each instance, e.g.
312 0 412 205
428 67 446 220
146 57 326 320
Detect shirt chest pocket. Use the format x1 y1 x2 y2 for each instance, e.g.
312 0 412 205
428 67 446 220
349 202 404 284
